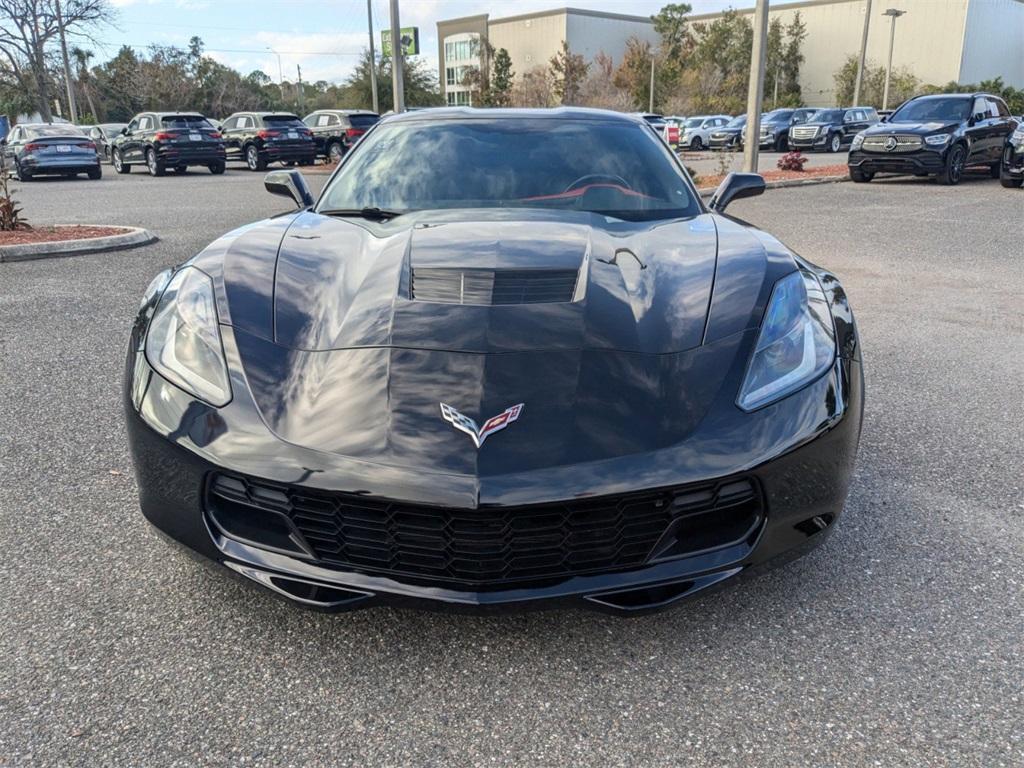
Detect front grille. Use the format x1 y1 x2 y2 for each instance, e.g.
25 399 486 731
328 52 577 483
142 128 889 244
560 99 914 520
208 474 764 587
862 134 923 153
790 125 819 140
410 268 578 305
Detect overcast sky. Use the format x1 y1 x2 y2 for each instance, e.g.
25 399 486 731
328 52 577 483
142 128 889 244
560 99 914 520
97 0 745 84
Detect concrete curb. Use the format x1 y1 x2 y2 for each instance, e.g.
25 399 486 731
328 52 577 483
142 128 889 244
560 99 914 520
698 173 850 198
0 226 157 263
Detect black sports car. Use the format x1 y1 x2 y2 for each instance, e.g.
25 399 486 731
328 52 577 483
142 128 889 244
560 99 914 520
125 108 863 615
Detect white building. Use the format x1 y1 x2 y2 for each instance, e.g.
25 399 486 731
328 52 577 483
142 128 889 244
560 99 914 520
437 8 660 106
437 1 1024 109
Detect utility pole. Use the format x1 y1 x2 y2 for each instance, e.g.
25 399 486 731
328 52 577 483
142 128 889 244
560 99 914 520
743 0 769 172
267 46 283 95
297 64 305 110
882 8 906 110
367 0 379 113
54 0 77 122
389 0 405 112
853 0 873 107
648 55 655 113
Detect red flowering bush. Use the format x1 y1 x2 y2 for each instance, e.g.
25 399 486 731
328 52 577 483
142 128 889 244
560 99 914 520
776 151 808 172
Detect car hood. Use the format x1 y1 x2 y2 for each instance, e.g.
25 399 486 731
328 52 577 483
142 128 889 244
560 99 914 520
862 120 958 136
199 209 779 474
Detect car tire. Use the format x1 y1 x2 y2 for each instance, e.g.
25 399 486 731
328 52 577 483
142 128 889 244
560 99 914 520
849 167 874 183
690 136 703 151
989 162 1001 179
245 145 268 172
113 149 131 174
15 162 32 182
173 165 187 174
327 141 344 164
87 166 102 180
146 148 165 177
828 133 842 153
937 143 966 186
209 161 226 175
774 134 788 152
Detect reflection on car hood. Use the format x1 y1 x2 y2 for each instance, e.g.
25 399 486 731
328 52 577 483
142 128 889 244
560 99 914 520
862 120 958 135
195 209 780 473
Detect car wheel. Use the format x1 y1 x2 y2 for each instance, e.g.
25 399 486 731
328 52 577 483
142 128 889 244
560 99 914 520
15 162 32 182
87 166 102 180
146 148 165 177
849 167 874 183
327 141 344 163
113 149 131 174
209 161 226 175
246 145 267 171
828 133 842 153
104 146 111 163
173 165 187 174
989 162 1001 179
774 134 788 152
938 143 966 185
690 136 703 151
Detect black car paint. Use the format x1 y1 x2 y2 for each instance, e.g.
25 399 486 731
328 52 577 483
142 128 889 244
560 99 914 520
848 93 1017 183
1 123 101 180
302 109 380 161
788 107 878 152
757 109 817 150
220 112 316 170
111 112 226 176
124 109 863 615
709 117 747 150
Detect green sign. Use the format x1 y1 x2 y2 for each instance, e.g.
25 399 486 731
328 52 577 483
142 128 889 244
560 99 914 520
382 27 420 57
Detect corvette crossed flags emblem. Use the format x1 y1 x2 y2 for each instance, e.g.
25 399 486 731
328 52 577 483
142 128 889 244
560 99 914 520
440 403 524 448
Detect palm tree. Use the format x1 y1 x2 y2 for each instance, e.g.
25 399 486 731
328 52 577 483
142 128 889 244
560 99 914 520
71 47 100 122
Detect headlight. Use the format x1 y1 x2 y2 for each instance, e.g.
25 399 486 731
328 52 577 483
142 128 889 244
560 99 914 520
144 266 232 406
850 132 866 151
140 268 172 310
924 133 951 146
737 270 836 412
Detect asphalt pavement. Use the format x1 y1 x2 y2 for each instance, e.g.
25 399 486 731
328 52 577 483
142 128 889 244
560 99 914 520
1 166 1022 767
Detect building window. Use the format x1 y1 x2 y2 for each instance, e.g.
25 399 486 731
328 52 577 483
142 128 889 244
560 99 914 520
443 35 477 63
446 90 472 107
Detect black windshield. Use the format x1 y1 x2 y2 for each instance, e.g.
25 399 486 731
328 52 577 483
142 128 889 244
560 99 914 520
317 118 701 222
764 110 793 124
349 114 379 128
890 97 971 123
810 110 843 123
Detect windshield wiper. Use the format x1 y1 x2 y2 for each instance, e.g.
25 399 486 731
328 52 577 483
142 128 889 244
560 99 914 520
320 207 405 221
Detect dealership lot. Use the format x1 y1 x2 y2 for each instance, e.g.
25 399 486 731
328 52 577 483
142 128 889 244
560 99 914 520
1 171 1021 766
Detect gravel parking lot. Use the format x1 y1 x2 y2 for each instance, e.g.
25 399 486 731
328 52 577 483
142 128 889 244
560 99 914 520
1 168 1021 767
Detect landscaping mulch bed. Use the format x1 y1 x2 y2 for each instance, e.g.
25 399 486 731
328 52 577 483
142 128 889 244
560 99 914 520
698 163 849 190
0 225 129 246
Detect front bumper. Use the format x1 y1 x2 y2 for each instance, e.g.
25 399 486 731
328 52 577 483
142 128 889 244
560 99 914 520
848 147 946 174
788 135 828 151
124 325 864 615
709 135 740 149
1003 141 1024 178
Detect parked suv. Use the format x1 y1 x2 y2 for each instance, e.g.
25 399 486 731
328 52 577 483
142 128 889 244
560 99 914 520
303 110 379 162
1 123 101 180
709 115 747 150
747 108 817 151
1000 121 1024 188
86 123 128 162
221 112 316 171
847 93 1017 185
112 112 226 176
788 107 879 152
680 115 732 151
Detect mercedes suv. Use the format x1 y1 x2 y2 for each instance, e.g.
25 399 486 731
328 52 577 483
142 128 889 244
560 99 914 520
1000 121 1024 188
847 93 1017 185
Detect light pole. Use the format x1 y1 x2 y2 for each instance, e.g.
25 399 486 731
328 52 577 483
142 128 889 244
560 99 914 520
367 0 379 113
853 0 873 107
881 8 905 111
389 0 405 112
648 54 655 113
743 0 769 172
266 46 283 94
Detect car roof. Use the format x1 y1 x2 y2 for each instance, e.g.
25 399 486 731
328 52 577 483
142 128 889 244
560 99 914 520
386 107 648 126
908 93 981 101
231 111 299 117
142 112 207 117
17 122 83 129
310 109 379 115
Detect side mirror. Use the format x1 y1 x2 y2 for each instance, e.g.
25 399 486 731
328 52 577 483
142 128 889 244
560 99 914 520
971 113 986 124
264 169 314 209
121 127 129 135
708 172 766 213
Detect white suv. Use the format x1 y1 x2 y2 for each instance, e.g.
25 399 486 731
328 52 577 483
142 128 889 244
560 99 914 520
680 115 732 151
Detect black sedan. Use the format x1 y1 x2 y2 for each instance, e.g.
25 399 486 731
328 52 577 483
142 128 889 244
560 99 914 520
125 109 863 615
2 123 101 180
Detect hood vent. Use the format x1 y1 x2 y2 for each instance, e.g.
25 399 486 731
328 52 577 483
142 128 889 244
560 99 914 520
411 268 578 306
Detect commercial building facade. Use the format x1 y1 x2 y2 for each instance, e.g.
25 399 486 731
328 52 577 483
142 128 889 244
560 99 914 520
437 8 659 106
437 1 1023 109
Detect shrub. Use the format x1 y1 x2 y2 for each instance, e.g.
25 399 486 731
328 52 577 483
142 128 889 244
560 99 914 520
0 172 29 231
685 164 701 186
776 151 808 172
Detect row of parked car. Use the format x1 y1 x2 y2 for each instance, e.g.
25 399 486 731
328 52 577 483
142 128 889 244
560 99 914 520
0 109 380 180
